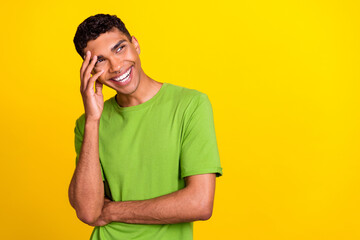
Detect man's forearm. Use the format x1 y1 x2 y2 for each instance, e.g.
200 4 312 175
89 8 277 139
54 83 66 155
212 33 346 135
93 174 215 226
110 189 211 224
69 120 104 224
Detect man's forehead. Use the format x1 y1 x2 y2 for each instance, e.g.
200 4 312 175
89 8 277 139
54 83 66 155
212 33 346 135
84 29 130 55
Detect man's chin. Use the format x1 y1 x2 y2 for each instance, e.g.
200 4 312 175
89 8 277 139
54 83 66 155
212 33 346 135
113 84 139 96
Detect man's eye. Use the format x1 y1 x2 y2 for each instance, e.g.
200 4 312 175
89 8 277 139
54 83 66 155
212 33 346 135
96 59 104 64
116 45 125 53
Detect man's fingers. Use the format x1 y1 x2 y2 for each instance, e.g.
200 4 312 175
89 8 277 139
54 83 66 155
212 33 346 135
80 51 91 81
84 55 97 79
80 51 91 92
86 70 104 92
82 56 98 91
95 80 103 94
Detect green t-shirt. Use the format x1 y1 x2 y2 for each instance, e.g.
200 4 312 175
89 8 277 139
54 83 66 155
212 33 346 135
74 82 223 240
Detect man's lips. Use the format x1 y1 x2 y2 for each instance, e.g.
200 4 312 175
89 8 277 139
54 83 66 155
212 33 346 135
109 66 133 86
111 67 132 82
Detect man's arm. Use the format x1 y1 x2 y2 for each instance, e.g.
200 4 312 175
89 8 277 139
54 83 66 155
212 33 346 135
91 173 216 226
68 51 105 225
68 120 104 224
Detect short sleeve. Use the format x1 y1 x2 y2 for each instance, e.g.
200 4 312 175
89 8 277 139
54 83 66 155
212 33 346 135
74 116 105 182
180 93 223 178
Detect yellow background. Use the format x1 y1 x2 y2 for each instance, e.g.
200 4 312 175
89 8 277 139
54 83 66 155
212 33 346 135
1 0 359 239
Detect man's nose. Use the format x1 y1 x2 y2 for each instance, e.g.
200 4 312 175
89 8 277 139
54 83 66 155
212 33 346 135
109 56 123 73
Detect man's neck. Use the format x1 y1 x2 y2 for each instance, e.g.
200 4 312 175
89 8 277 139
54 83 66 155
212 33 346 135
115 71 163 108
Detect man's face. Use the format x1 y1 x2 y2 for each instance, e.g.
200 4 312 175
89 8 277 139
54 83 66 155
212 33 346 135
83 28 141 95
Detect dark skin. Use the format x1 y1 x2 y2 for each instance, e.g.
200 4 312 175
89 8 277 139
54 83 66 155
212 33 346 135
68 28 217 226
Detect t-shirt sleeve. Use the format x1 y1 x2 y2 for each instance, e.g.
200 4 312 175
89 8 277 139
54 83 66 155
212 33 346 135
180 93 223 178
74 116 105 182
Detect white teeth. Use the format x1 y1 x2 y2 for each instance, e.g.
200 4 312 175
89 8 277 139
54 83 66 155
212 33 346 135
113 67 131 82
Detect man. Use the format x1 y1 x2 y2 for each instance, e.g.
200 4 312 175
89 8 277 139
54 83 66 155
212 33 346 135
68 14 223 240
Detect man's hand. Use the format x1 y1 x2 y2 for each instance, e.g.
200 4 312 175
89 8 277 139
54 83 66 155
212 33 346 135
86 174 216 225
68 50 105 224
89 198 113 227
80 51 105 121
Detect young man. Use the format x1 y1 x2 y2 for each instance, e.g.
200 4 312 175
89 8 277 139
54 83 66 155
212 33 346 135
68 14 223 240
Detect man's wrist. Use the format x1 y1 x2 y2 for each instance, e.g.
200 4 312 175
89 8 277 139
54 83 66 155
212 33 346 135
85 117 100 126
105 201 116 222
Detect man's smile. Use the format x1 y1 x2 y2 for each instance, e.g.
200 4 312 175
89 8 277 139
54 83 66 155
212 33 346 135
109 66 134 86
111 66 132 82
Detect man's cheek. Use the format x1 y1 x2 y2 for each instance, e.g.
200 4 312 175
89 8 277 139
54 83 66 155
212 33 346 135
96 76 106 83
93 65 103 73
92 69 105 79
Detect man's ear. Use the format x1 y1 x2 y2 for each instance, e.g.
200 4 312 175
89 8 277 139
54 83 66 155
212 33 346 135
131 36 140 54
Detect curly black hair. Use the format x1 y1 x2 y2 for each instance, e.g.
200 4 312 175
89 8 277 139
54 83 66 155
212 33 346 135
73 14 132 58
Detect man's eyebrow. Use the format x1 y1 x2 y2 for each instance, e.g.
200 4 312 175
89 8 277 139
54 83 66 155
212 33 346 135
111 40 126 52
96 40 127 60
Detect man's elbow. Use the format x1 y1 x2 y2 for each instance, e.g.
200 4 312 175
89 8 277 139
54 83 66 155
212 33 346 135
198 205 213 221
76 209 101 225
192 197 214 221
